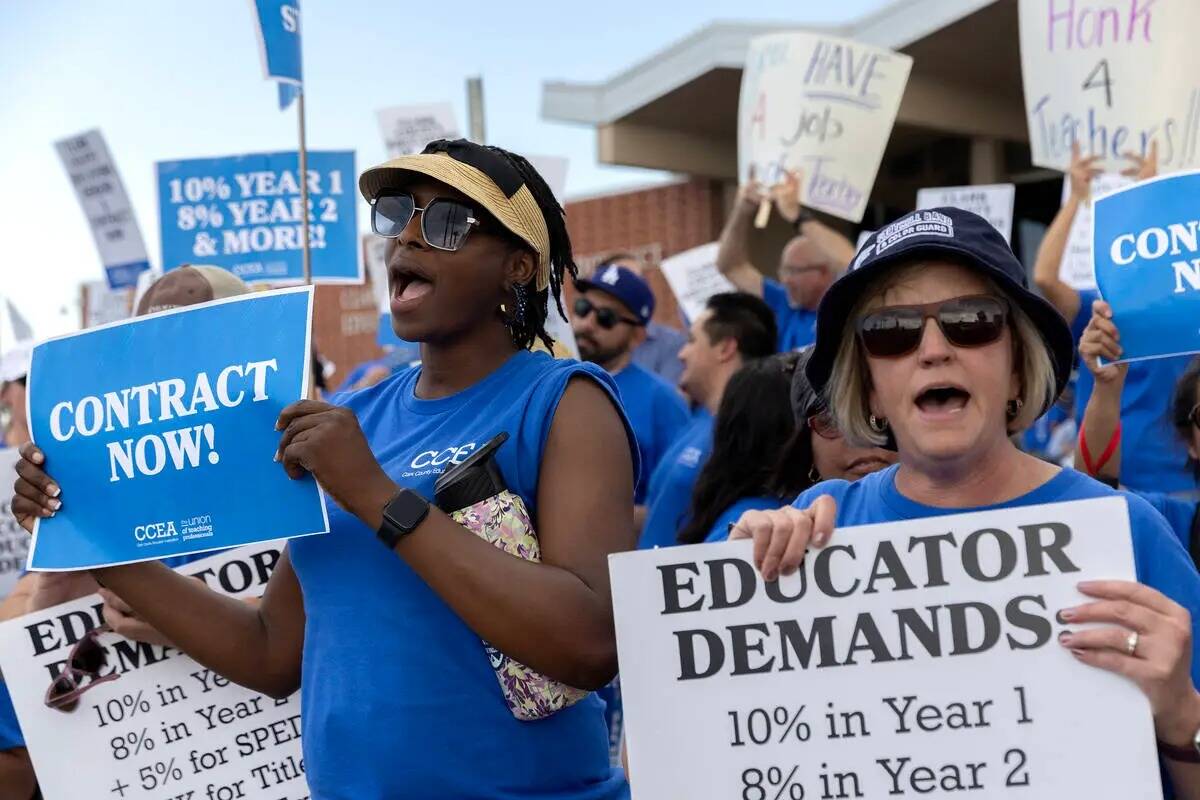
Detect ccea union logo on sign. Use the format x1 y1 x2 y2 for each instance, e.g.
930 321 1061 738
134 520 179 543
410 442 478 470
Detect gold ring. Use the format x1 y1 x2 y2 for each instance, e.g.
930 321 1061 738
1126 631 1139 657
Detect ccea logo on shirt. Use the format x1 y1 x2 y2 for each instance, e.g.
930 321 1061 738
409 442 478 471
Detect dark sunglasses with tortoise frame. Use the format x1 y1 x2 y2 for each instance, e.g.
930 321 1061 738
44 624 120 712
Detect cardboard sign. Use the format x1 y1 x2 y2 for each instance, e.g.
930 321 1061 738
82 281 133 329
660 243 736 323
611 497 1160 799
0 542 309 800
26 288 327 571
1059 172 1133 290
0 448 26 597
157 150 360 284
916 184 1016 243
377 103 459 160
738 32 912 223
1093 169 1200 362
1018 0 1200 172
55 130 151 290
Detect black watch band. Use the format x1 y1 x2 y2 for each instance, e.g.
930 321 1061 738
377 488 431 549
791 208 815 232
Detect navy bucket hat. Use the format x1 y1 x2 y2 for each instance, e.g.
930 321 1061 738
803 207 1074 406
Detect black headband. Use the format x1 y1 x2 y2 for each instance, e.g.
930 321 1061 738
421 139 524 198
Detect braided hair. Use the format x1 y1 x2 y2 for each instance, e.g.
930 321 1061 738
485 146 577 352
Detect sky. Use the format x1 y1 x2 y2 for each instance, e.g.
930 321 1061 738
0 0 888 338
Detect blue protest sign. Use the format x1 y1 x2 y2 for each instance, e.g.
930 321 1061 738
26 287 328 571
157 150 360 284
251 0 302 84
1093 170 1200 364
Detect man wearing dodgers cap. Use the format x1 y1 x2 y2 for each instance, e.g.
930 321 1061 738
571 264 689 512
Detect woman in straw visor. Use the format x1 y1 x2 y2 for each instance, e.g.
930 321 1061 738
13 140 637 799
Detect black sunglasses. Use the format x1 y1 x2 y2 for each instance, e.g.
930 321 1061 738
573 297 642 330
45 624 119 712
857 295 1009 359
370 191 483 251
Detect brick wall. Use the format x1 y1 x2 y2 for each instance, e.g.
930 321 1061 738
312 282 383 390
565 178 725 330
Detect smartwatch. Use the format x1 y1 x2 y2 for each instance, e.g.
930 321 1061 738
1158 725 1200 763
377 488 431 549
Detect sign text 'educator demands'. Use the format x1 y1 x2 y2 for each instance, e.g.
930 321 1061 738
611 497 1160 799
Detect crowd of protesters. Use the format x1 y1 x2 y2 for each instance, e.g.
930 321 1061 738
3 137 1200 799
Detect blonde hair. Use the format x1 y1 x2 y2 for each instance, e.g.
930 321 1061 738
827 263 1057 448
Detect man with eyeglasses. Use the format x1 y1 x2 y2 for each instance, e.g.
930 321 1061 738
571 264 689 518
715 170 856 352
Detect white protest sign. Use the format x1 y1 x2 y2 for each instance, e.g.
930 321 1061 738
611 497 1160 799
0 542 308 800
0 448 26 598
1059 172 1133 290
916 184 1016 243
54 130 151 290
377 103 459 160
82 281 133 329
526 154 569 203
1018 0 1200 172
738 32 912 223
660 243 736 323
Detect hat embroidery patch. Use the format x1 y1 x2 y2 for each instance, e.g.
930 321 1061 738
874 211 955 254
600 265 621 285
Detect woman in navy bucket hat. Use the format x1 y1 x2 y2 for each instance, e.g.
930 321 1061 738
727 208 1200 797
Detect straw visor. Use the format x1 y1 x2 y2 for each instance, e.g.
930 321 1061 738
359 151 552 291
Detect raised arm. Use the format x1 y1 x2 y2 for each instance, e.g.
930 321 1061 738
1074 299 1128 483
770 169 856 269
715 180 767 297
1032 142 1100 322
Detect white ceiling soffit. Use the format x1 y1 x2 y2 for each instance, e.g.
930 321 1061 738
541 0 1000 126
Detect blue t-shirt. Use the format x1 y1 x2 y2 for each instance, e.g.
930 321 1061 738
632 322 686 387
1073 289 1196 494
763 278 817 352
638 410 714 549
612 363 689 504
702 496 783 543
288 350 635 800
0 681 22 751
1139 491 1198 556
794 465 1200 800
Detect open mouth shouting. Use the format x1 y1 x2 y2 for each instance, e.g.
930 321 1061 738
389 258 434 313
913 382 971 421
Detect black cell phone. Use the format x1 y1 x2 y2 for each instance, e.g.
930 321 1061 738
433 432 510 513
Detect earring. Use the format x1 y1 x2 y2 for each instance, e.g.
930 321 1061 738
1006 398 1024 420
869 414 889 433
807 465 821 484
513 283 529 326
